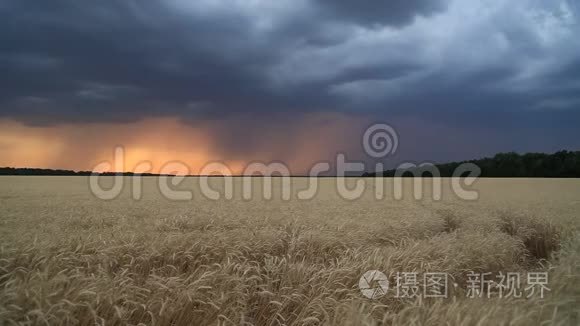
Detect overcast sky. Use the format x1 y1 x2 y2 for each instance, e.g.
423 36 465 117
1 0 579 172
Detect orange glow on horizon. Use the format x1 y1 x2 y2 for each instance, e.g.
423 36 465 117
0 114 370 174
0 118 241 174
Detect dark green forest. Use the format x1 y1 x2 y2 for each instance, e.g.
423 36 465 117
364 150 580 177
1 150 580 177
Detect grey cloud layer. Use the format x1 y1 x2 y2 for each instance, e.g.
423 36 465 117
313 0 447 26
1 0 580 136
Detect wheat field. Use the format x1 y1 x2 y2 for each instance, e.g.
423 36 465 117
0 177 579 325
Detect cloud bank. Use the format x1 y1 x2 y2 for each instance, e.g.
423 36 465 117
1 0 579 170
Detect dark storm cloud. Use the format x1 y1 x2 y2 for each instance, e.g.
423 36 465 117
0 0 315 123
313 0 448 26
1 0 579 156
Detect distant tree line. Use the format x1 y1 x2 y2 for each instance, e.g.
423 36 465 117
363 150 580 178
0 167 171 176
2 150 579 177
